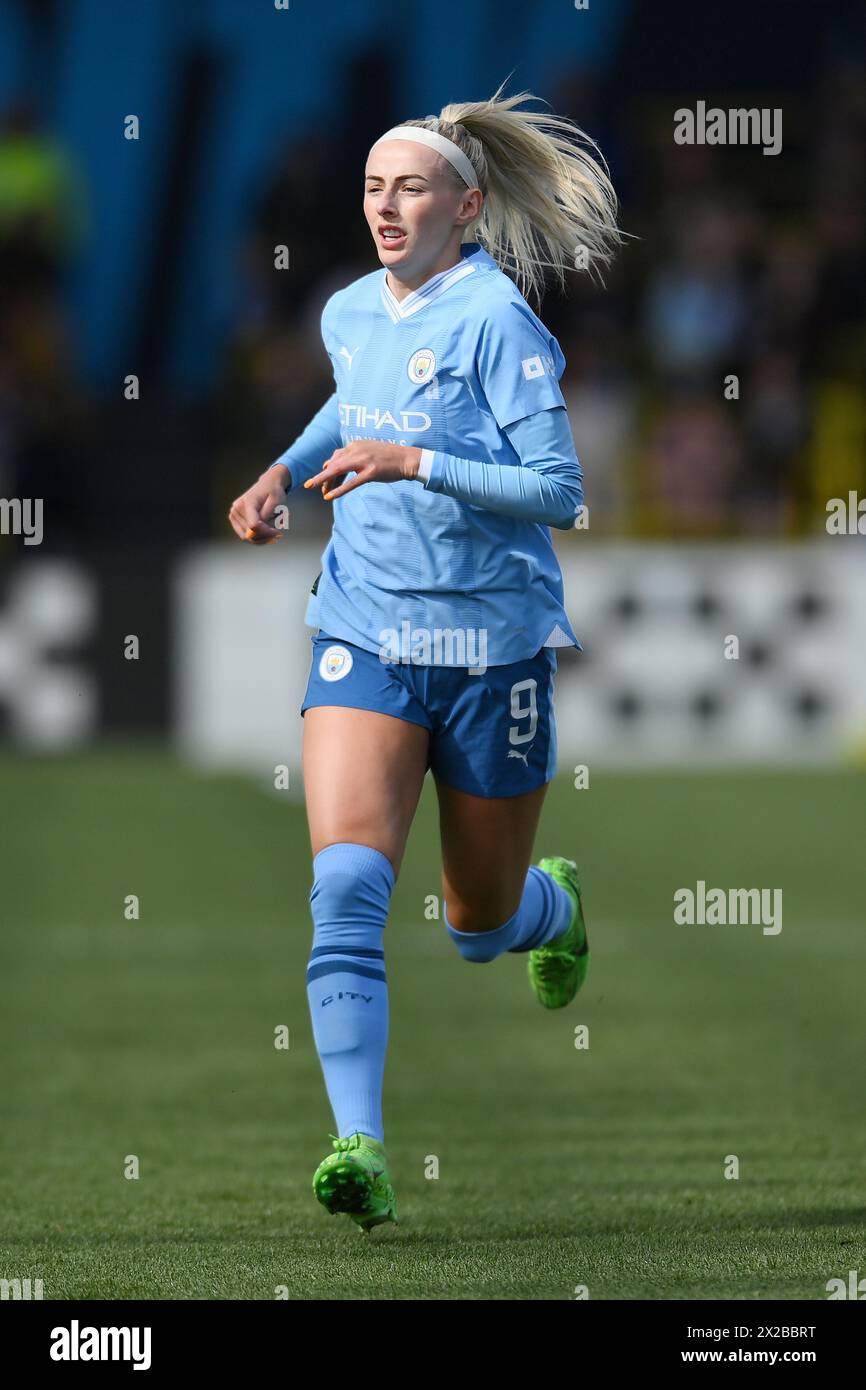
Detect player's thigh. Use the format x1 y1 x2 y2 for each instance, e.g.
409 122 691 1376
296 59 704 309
435 778 550 931
303 706 429 874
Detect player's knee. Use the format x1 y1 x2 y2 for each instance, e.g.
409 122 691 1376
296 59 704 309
309 842 395 938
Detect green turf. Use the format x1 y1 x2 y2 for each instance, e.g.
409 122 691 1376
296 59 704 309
1 746 864 1299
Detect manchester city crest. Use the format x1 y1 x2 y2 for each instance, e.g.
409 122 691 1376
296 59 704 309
407 349 436 385
319 645 354 681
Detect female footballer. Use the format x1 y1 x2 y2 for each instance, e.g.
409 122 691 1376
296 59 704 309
228 83 623 1233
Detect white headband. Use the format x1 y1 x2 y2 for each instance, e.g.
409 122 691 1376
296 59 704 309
369 125 480 190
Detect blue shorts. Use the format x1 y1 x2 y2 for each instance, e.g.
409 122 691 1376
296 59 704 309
301 630 558 798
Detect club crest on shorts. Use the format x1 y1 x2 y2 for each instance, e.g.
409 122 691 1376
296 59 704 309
408 349 436 384
319 645 353 681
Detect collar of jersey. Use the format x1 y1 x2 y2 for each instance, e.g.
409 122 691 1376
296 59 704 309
379 242 495 322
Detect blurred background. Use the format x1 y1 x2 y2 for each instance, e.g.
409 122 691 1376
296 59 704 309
1 0 865 1299
0 0 864 764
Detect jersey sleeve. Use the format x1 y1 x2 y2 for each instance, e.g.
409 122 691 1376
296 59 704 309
417 404 583 529
474 300 567 429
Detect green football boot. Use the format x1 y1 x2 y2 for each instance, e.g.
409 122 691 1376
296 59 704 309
312 1132 398 1233
527 857 589 1009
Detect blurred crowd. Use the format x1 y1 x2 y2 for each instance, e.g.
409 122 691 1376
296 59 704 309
0 100 88 530
218 52 866 539
2 49 865 547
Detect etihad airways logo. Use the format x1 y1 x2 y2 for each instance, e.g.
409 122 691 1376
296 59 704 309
339 403 432 432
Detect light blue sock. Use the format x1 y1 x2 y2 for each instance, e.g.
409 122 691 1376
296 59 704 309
306 842 394 1142
445 866 572 962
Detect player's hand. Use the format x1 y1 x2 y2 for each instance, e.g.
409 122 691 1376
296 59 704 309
303 441 421 501
227 465 289 544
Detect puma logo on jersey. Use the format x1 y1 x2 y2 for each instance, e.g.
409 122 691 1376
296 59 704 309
507 748 530 766
338 344 360 367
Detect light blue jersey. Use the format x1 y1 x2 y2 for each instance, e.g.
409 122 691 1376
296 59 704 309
284 241 581 666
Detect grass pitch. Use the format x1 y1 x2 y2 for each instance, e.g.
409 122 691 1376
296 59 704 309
1 748 863 1299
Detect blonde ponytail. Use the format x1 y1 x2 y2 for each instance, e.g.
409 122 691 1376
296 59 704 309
399 77 627 303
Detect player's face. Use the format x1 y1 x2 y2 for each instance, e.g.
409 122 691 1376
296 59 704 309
364 141 470 273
